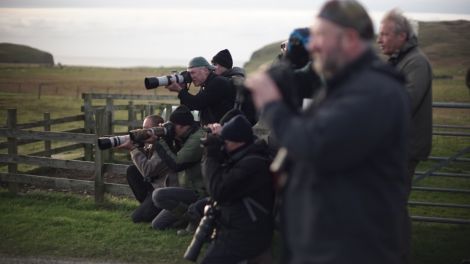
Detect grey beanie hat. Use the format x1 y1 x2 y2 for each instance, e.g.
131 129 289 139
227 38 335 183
318 0 374 40
188 56 215 70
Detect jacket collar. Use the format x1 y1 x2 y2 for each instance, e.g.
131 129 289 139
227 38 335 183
202 71 216 87
388 35 418 66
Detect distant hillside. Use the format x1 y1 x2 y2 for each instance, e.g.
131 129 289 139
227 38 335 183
244 20 470 73
0 43 54 65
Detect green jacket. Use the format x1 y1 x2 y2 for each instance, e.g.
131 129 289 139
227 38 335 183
389 36 433 160
155 125 205 195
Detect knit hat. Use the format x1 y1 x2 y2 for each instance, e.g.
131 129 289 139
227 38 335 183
211 49 233 69
169 105 194 126
188 56 215 70
318 0 374 40
221 115 253 143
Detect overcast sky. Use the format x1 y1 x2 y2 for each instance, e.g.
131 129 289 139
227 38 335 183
1 0 469 67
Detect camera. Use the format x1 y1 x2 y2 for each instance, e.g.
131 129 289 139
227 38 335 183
184 202 218 262
97 122 175 150
144 71 192 89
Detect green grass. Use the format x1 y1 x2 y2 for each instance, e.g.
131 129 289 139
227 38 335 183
0 188 192 264
1 188 469 264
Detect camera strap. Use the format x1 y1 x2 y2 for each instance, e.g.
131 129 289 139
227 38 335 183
243 197 269 222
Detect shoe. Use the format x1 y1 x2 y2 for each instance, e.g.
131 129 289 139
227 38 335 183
177 222 197 236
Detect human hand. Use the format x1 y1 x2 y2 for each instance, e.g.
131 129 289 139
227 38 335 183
244 70 282 109
166 79 184 92
206 123 222 135
116 138 134 150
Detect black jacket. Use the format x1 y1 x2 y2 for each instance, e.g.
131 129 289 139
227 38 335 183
264 49 410 264
202 140 274 261
178 72 235 126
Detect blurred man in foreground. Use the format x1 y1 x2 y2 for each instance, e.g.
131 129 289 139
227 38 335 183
246 0 410 263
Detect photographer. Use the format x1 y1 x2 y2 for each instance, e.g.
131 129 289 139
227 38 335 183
211 49 258 126
118 115 173 223
246 0 410 263
198 115 274 264
165 56 235 126
151 105 206 230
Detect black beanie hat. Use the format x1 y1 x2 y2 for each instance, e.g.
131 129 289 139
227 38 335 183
212 49 233 69
318 0 374 40
221 115 253 143
170 105 194 126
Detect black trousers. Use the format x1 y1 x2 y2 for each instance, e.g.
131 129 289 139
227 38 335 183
151 187 199 230
126 165 162 223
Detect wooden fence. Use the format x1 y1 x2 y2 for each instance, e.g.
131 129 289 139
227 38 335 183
0 96 469 224
0 93 180 203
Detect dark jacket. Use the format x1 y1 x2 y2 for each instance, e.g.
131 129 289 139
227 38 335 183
221 66 245 78
263 49 410 264
202 140 274 261
178 72 235 126
389 35 433 161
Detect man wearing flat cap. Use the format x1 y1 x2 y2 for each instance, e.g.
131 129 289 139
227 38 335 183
246 0 410 263
166 56 235 126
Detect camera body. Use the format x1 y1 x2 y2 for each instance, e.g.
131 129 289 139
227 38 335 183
97 122 175 150
144 71 192 89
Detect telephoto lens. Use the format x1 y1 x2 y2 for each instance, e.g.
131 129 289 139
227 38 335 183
97 135 130 150
144 71 192 89
184 204 217 262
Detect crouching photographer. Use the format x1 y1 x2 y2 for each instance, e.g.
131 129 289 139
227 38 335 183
150 105 207 230
114 115 176 224
185 115 274 264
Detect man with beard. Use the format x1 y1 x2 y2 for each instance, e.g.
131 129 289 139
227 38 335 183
245 0 410 263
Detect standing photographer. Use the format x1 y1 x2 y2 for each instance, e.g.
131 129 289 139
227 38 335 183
197 115 274 264
151 105 206 230
246 0 410 263
165 57 235 126
118 115 172 223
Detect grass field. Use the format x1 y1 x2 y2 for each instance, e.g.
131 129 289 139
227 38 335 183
0 63 469 263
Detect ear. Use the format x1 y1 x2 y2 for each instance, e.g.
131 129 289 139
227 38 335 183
341 28 360 51
398 31 407 43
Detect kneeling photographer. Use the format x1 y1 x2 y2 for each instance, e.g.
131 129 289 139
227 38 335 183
188 115 274 264
116 115 175 224
150 105 206 230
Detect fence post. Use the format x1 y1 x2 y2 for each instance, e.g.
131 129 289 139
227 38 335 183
105 98 114 162
44 112 51 157
94 109 107 204
83 93 93 161
7 109 18 193
128 101 136 131
37 83 42 99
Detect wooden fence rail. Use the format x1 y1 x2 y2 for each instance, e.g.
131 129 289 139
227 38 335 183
1 96 469 221
0 94 181 203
